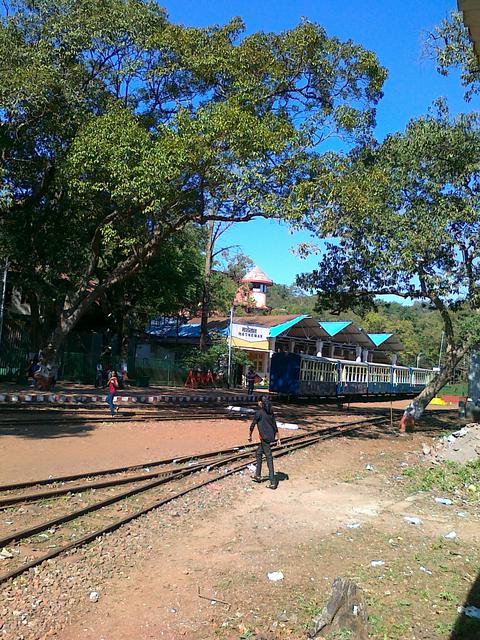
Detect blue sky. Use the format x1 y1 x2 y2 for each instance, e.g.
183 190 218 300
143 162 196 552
164 0 468 286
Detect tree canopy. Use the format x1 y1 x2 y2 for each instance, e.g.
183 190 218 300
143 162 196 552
427 10 480 101
0 0 386 360
297 105 480 412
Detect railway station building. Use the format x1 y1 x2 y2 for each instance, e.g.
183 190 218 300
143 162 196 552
147 264 405 382
153 314 404 383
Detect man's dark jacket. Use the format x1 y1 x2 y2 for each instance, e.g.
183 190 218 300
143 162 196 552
249 409 278 443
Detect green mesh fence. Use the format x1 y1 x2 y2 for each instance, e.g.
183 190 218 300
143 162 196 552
0 317 30 382
57 353 189 387
59 352 97 384
131 357 188 386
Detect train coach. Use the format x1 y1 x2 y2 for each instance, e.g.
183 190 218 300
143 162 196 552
269 352 434 398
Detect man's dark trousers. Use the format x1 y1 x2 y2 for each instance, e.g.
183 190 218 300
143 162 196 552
255 440 275 485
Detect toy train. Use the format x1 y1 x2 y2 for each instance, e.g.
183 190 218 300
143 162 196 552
269 352 434 398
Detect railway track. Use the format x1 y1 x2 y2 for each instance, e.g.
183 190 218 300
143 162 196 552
0 407 248 427
0 416 388 585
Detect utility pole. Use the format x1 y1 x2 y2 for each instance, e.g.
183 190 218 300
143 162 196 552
227 305 234 386
0 258 8 354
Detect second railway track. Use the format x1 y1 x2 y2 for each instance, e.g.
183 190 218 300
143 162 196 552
0 416 388 585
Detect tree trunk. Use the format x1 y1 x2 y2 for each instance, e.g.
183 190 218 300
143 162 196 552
40 297 91 366
402 344 466 428
199 220 214 353
309 577 368 639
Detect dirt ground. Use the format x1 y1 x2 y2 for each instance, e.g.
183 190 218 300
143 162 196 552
0 415 262 484
2 407 479 640
57 422 478 640
41 417 474 640
0 401 386 484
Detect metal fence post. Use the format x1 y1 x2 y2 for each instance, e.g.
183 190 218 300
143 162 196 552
0 258 8 354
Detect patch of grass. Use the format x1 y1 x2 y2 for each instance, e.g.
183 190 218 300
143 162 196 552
296 595 323 619
342 471 367 483
438 590 456 602
327 630 353 639
2 506 19 513
402 458 480 498
434 621 454 635
368 613 388 637
215 577 233 590
440 383 467 396
407 585 430 600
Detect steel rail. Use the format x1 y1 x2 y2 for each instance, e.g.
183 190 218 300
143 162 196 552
0 420 377 518
0 420 387 545
0 436 324 547
0 416 387 495
0 418 382 585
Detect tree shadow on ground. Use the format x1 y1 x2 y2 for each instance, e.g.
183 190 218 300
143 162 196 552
0 408 102 439
450 570 480 639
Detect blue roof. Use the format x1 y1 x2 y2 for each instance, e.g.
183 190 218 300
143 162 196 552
368 333 393 347
160 323 229 338
319 321 352 337
269 315 308 338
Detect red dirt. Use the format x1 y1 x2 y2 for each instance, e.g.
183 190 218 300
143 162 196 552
0 400 454 485
0 417 266 485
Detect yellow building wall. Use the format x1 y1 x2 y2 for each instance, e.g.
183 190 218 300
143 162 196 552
230 337 269 351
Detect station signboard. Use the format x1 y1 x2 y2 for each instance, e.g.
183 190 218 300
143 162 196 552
231 323 270 350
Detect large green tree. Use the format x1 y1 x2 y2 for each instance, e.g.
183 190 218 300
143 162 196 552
427 10 480 100
105 225 205 360
298 106 480 418
0 0 386 364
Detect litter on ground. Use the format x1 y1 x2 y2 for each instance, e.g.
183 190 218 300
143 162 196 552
458 605 480 620
227 406 255 413
276 421 299 430
267 571 284 582
444 531 457 540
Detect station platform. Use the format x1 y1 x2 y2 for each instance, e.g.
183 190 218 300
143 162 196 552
0 382 264 406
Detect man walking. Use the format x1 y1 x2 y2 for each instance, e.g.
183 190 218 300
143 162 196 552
246 366 256 397
248 398 281 489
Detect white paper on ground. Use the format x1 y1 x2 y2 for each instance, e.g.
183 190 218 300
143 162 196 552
276 422 299 430
267 571 284 582
444 531 457 540
226 405 255 413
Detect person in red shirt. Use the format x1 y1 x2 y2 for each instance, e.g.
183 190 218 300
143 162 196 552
106 370 119 417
